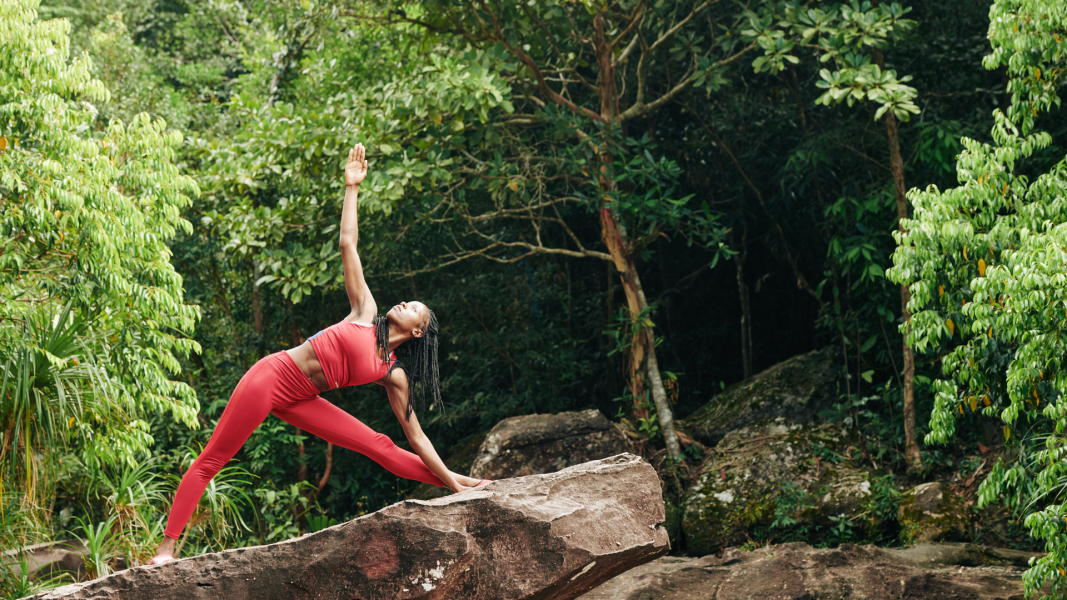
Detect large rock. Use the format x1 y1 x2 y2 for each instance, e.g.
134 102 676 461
3 540 87 582
682 417 872 555
25 454 668 600
899 481 971 543
470 409 631 480
580 542 1052 599
677 347 842 447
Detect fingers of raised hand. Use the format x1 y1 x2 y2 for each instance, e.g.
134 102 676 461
349 146 356 164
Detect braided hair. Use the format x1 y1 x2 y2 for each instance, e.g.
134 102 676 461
373 309 441 421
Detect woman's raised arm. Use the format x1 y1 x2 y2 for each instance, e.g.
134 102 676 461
339 144 376 320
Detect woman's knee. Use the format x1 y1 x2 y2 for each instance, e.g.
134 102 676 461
187 454 228 480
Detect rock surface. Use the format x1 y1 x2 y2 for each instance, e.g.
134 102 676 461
470 409 631 480
24 454 668 600
682 417 872 555
3 540 87 582
579 542 1051 599
899 481 971 544
677 346 842 447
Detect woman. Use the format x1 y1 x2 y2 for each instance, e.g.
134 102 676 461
151 143 488 565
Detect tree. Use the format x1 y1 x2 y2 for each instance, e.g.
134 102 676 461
797 1 924 470
351 0 920 460
888 0 1067 594
0 0 200 517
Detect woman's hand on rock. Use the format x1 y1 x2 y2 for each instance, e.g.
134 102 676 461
345 143 368 188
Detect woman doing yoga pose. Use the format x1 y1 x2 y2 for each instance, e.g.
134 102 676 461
150 143 488 565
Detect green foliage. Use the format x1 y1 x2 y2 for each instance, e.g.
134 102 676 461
4 0 1055 594
250 480 317 544
0 549 72 598
72 514 119 579
0 0 201 541
888 0 1067 594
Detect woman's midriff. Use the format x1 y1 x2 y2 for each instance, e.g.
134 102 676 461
284 343 328 392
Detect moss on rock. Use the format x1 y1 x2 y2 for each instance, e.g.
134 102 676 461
897 482 970 544
682 417 872 555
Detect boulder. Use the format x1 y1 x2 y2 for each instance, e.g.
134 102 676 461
899 481 970 543
677 347 842 447
470 409 631 480
682 417 872 556
2 540 86 582
25 454 669 600
579 542 1051 600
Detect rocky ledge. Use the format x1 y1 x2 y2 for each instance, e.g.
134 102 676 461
25 454 668 600
580 541 1050 600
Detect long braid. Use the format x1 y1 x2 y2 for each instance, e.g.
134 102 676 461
373 310 441 421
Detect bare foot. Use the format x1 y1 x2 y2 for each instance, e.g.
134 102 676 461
151 537 178 565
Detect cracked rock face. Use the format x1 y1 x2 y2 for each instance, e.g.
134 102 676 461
580 542 1051 600
24 454 668 600
470 409 631 480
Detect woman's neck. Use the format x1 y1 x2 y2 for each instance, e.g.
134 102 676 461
388 331 411 354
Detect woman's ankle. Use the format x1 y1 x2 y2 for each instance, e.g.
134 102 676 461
156 537 178 558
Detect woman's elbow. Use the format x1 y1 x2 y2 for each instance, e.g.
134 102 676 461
404 426 428 446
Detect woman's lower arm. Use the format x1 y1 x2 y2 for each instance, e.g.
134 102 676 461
339 185 359 246
408 432 460 490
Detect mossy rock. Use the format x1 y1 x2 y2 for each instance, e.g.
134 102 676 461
682 417 872 556
662 496 684 550
676 347 843 447
898 482 970 544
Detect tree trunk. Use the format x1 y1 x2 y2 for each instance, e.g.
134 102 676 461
600 209 682 460
252 259 264 360
287 300 305 347
734 229 753 380
875 46 923 472
885 110 923 471
594 11 681 461
316 443 333 497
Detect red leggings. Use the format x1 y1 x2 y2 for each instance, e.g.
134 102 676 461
163 351 445 540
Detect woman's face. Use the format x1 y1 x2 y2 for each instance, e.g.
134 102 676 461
388 301 429 337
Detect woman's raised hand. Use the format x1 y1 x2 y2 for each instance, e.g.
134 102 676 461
345 143 368 188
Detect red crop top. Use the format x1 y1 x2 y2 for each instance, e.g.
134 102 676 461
307 320 395 390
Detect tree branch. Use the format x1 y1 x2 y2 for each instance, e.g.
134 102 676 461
648 0 715 54
476 0 606 123
620 41 757 122
609 3 646 51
